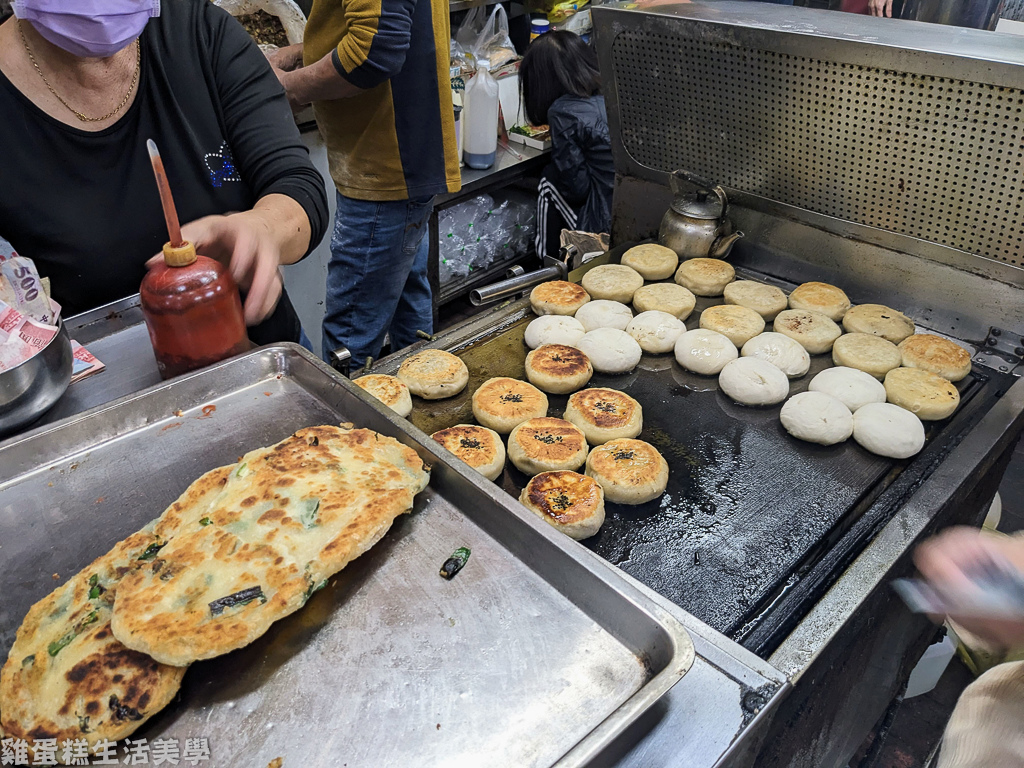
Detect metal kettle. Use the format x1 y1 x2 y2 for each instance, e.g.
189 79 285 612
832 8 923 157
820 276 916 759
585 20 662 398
659 170 744 260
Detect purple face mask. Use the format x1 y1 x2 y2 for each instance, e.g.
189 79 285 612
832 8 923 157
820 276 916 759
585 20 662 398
12 0 160 59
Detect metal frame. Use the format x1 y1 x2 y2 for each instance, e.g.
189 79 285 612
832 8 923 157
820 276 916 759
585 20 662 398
595 1 1024 276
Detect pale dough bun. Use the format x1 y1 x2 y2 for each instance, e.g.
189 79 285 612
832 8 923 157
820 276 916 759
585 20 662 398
530 280 590 316
898 334 972 383
773 309 842 354
581 264 645 303
780 391 854 446
787 282 852 321
524 315 586 350
621 243 679 280
564 387 643 445
842 304 916 344
632 282 696 320
575 299 633 332
832 332 902 379
852 402 926 459
472 377 549 433
808 366 887 412
519 471 605 540
431 424 506 481
525 344 593 394
674 257 735 296
723 281 789 321
718 357 790 406
397 349 469 399
883 367 960 421
508 417 589 474
585 438 669 505
626 311 687 354
740 332 810 378
353 374 413 417
699 304 765 348
576 328 643 374
674 329 738 375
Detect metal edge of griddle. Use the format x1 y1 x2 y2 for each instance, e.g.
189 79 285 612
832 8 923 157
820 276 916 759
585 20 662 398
731 366 1010 656
0 342 697 768
769 373 1024 681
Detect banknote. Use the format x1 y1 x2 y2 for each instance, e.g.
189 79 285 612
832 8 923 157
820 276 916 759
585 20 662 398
0 257 54 324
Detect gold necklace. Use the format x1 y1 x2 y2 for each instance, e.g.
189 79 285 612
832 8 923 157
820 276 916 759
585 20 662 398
18 19 140 124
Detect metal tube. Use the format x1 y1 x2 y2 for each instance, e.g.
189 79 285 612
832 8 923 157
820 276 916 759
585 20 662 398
470 265 565 306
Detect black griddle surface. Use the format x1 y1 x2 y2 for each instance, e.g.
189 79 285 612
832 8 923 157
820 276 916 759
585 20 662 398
407 294 983 641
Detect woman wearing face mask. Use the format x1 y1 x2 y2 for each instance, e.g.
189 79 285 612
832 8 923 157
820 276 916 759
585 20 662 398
0 0 328 344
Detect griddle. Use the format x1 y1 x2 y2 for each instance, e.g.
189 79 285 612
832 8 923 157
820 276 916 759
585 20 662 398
393 257 1016 657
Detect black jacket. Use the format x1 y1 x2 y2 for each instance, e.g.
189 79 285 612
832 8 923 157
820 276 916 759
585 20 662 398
547 94 614 234
0 0 328 343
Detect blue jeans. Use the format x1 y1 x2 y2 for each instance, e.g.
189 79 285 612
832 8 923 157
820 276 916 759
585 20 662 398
322 192 434 366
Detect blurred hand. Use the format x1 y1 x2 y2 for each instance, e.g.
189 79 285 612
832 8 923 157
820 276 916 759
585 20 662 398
868 0 893 16
148 211 283 326
914 527 1024 650
267 43 304 72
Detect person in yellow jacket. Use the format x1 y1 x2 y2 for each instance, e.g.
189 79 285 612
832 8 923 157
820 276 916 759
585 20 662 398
914 526 1024 766
272 0 460 366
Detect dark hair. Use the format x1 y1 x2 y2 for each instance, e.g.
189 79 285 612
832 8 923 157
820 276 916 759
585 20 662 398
519 31 601 127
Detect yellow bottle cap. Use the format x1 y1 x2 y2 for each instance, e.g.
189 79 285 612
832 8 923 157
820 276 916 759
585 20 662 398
163 241 198 268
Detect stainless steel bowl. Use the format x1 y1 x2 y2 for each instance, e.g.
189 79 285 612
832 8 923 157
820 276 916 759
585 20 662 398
0 321 73 437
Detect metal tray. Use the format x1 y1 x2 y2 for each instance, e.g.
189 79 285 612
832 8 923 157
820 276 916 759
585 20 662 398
0 346 694 768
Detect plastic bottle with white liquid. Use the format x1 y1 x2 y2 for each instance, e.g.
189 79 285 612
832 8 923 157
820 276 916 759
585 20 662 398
462 62 499 170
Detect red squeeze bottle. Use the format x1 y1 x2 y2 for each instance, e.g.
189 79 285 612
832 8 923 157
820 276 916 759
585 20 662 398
140 140 248 379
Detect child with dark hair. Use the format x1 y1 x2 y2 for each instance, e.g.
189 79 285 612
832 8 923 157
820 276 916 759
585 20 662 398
519 31 614 258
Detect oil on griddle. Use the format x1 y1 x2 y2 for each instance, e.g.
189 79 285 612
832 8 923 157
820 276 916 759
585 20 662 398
406 296 981 640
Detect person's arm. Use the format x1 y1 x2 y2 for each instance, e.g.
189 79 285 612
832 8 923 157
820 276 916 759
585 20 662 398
914 526 1024 649
275 0 417 109
191 4 329 325
548 107 591 203
150 194 310 325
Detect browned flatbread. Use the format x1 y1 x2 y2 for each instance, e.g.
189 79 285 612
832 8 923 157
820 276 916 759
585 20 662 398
111 427 429 666
471 377 549 434
585 438 669 505
563 388 642 445
530 280 591 316
431 424 506 480
519 471 605 540
524 344 593 394
787 282 851 321
508 417 589 474
898 334 972 382
0 532 188 758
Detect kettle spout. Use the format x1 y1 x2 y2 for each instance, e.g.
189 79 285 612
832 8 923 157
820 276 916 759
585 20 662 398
711 231 744 258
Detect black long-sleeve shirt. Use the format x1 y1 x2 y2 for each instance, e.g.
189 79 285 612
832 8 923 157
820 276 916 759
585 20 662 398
0 0 328 342
548 94 614 235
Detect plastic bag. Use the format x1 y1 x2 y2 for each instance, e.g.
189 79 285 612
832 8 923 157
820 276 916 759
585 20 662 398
455 5 517 70
212 0 307 45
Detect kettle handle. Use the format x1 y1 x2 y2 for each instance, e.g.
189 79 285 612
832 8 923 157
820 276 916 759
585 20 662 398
674 170 730 216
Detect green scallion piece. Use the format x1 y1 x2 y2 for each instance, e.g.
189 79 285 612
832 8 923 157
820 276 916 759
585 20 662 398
209 586 265 616
439 547 471 580
299 499 321 530
199 517 212 526
138 542 166 561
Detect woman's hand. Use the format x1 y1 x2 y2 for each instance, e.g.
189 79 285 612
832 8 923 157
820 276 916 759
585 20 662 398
148 195 311 326
868 0 893 16
914 527 1024 650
